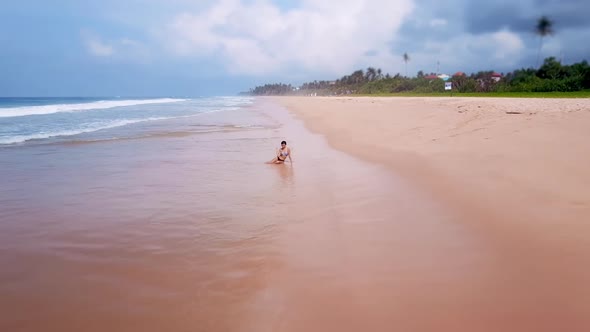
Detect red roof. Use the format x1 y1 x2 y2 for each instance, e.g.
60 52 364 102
491 72 502 77
453 71 465 77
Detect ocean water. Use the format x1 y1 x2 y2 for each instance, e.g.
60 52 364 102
0 97 254 145
0 96 467 331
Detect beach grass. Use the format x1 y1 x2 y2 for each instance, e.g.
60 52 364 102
356 90 590 98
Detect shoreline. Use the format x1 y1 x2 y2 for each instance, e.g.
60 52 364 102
271 96 590 330
275 95 590 262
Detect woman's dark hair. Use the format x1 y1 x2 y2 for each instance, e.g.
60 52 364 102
281 141 287 145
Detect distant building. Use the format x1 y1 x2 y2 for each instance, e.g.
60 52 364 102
491 72 502 82
424 74 450 81
437 74 450 81
453 71 465 77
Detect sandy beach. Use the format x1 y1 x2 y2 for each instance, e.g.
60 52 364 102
279 96 590 226
275 95 590 330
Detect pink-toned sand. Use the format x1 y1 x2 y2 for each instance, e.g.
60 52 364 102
279 96 590 227
2 96 589 332
273 96 590 330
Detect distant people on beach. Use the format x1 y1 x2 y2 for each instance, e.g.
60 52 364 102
267 140 292 164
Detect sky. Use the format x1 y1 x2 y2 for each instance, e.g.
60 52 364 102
0 0 588 96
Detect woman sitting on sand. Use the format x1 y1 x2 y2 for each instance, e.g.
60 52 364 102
267 141 292 164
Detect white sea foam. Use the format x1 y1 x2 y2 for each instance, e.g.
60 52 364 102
0 98 187 118
0 117 170 144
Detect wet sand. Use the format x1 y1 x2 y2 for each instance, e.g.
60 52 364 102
1 97 589 331
0 100 454 331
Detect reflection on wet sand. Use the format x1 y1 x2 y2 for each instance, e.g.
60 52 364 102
273 163 295 187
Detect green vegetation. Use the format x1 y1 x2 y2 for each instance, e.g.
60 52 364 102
249 83 294 95
247 57 590 97
403 52 410 77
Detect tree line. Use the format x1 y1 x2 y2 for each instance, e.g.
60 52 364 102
246 57 590 95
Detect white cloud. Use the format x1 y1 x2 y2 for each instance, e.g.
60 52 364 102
490 29 525 59
162 0 415 75
81 31 150 62
83 35 114 57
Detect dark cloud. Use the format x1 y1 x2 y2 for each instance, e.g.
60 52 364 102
392 0 463 53
463 3 531 34
464 0 590 34
390 0 590 75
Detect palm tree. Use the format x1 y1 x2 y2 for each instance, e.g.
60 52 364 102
536 16 554 68
351 70 364 85
403 52 410 77
366 67 377 82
